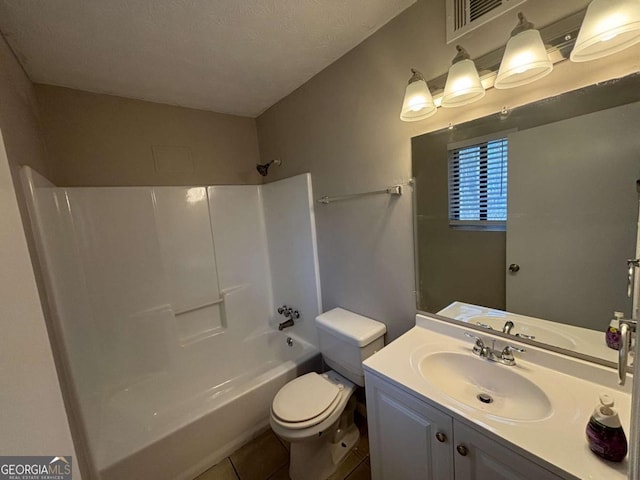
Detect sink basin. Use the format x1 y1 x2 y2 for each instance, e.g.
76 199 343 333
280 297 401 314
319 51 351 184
417 352 553 421
466 315 577 350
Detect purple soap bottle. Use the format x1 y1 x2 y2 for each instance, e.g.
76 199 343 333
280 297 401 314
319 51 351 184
605 312 624 350
585 394 627 462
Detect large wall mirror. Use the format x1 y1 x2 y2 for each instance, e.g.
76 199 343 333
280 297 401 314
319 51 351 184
412 73 640 366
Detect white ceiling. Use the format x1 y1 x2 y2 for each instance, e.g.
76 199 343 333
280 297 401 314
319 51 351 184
0 0 415 117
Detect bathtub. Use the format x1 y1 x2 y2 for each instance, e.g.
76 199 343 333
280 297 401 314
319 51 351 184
96 329 320 480
22 172 324 479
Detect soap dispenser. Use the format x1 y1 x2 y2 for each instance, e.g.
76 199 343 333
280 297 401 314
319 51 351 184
585 393 627 462
605 312 624 350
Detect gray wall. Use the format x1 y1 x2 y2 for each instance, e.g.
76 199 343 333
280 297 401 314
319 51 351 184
256 0 640 339
0 32 80 474
35 84 262 187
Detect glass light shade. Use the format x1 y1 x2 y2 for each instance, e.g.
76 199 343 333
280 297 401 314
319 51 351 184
400 78 437 121
495 29 553 89
571 0 640 62
441 59 485 108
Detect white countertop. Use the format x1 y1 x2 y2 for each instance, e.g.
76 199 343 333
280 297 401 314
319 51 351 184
363 313 632 480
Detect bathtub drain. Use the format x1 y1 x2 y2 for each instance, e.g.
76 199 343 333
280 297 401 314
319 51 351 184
286 337 293 347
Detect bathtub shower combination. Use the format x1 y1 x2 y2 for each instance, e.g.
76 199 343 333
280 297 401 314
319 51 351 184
21 167 323 480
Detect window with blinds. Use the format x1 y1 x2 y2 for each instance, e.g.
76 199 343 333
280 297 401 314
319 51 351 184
448 136 508 230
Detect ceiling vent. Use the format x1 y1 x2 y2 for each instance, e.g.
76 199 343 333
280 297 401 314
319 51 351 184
446 0 528 44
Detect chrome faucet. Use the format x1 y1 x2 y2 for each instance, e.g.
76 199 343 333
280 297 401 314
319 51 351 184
464 332 525 366
618 317 636 385
277 305 300 331
476 319 535 340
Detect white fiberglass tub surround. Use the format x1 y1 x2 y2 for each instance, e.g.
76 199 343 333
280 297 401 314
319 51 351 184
22 168 322 480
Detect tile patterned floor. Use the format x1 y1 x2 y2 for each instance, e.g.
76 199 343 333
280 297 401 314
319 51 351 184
195 419 371 480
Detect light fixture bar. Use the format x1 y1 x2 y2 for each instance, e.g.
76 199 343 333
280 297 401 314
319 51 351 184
425 9 587 96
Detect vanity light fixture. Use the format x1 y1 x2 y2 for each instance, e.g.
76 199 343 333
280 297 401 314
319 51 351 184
400 69 437 121
399 4 640 121
495 13 553 89
441 46 485 108
571 0 640 62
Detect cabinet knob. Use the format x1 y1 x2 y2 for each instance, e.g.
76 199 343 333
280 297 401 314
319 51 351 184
456 444 468 456
508 263 520 273
435 432 447 443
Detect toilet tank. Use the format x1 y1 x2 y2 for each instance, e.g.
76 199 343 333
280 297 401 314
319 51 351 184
315 308 386 386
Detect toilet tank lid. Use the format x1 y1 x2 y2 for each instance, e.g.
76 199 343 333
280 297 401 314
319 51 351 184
315 308 386 347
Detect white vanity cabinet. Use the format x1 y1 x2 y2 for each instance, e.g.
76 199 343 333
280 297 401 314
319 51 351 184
365 370 453 479
365 372 565 480
451 421 563 480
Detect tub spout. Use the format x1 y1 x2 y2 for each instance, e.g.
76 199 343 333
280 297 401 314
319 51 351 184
278 318 295 331
276 305 299 330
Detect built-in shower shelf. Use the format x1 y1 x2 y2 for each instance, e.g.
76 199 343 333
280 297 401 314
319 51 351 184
174 298 224 316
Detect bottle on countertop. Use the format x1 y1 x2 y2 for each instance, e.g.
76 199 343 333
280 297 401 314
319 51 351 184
585 393 628 462
605 312 624 350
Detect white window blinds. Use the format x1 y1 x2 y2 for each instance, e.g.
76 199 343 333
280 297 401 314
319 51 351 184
448 136 508 229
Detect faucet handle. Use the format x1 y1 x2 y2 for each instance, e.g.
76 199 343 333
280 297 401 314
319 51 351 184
464 332 484 344
500 344 526 363
503 345 526 353
475 322 494 330
515 333 536 340
277 305 288 315
464 332 485 355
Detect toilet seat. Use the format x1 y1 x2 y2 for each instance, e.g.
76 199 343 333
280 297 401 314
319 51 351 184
271 373 344 429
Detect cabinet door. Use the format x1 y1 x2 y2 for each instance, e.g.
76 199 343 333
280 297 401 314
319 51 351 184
453 421 563 480
365 372 454 480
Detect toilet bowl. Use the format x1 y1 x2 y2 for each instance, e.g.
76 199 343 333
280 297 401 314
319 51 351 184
270 371 358 480
270 308 386 480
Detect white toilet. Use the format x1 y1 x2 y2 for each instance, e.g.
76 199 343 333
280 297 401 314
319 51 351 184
270 308 386 480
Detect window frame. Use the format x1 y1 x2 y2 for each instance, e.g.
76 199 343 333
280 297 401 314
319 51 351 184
447 130 513 231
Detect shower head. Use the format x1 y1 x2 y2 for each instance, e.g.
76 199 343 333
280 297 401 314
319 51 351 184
256 164 270 177
256 159 281 177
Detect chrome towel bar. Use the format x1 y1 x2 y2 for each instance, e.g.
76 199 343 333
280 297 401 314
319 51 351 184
317 185 402 204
